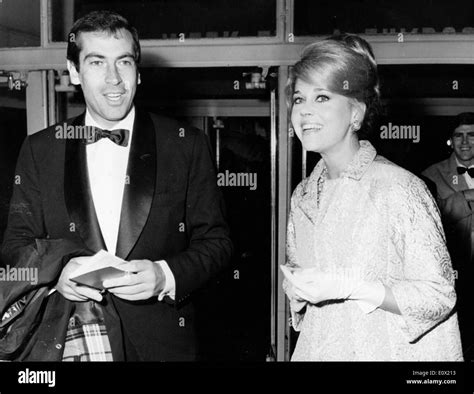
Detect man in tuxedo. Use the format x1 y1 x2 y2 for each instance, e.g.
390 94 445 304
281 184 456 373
422 112 474 360
1 10 232 361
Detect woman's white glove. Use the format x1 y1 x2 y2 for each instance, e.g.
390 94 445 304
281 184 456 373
281 266 385 314
282 277 307 312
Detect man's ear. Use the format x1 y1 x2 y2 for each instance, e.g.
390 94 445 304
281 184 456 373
138 72 141 85
67 60 81 85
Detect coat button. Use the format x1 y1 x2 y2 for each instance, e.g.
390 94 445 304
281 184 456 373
55 344 62 350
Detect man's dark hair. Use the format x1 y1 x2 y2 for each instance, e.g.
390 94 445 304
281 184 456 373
67 10 141 71
454 112 474 129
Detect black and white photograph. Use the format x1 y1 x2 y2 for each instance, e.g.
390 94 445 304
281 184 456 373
0 0 472 391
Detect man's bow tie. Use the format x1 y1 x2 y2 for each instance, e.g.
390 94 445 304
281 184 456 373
85 127 130 147
456 166 474 177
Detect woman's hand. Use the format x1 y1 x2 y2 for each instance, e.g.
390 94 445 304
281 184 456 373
290 268 355 305
282 277 307 312
288 268 386 313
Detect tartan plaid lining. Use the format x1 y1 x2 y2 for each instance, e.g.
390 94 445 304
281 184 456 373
62 323 113 361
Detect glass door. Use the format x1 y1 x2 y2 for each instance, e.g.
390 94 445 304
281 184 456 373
54 66 279 360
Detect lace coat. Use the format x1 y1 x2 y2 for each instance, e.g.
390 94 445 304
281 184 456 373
285 141 463 361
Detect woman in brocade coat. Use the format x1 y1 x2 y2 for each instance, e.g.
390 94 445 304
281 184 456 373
282 34 463 361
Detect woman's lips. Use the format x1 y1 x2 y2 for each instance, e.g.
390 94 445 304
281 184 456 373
301 123 323 134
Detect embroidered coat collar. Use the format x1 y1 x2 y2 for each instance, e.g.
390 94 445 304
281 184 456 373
298 140 377 224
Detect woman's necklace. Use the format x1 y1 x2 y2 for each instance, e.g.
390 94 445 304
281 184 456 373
317 167 327 208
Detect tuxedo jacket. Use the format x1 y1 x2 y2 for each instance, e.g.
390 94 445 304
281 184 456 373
2 109 233 361
422 153 473 265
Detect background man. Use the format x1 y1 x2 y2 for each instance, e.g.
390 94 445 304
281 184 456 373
422 112 474 360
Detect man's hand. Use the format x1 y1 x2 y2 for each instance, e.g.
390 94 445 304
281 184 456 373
102 260 166 301
55 256 103 302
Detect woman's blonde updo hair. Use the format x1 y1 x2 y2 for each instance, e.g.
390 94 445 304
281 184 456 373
287 33 381 139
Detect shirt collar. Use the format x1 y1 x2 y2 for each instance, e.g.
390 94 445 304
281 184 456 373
85 106 135 140
454 156 474 169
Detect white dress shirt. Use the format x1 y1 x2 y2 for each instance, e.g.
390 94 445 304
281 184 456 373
455 157 474 189
85 107 175 300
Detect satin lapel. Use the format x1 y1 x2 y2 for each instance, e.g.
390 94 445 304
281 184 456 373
116 110 156 260
446 153 469 191
64 112 107 252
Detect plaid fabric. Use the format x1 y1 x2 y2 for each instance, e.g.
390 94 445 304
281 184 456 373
62 323 112 361
62 302 113 362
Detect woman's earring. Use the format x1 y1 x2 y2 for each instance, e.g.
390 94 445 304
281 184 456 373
352 120 361 132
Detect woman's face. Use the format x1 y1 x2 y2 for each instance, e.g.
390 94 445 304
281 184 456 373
290 72 357 154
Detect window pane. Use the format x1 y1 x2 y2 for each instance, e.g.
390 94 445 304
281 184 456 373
51 0 276 42
294 0 474 36
0 0 40 47
380 65 474 98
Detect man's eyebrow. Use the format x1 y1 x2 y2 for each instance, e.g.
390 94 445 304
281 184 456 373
83 53 106 61
117 53 136 60
83 52 135 61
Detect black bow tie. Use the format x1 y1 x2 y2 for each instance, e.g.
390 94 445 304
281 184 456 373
85 127 130 147
456 166 474 177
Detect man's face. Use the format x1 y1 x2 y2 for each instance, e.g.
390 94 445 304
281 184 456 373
451 124 474 166
67 29 140 129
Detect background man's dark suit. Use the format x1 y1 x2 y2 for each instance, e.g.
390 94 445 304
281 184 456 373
2 109 233 361
422 153 473 359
